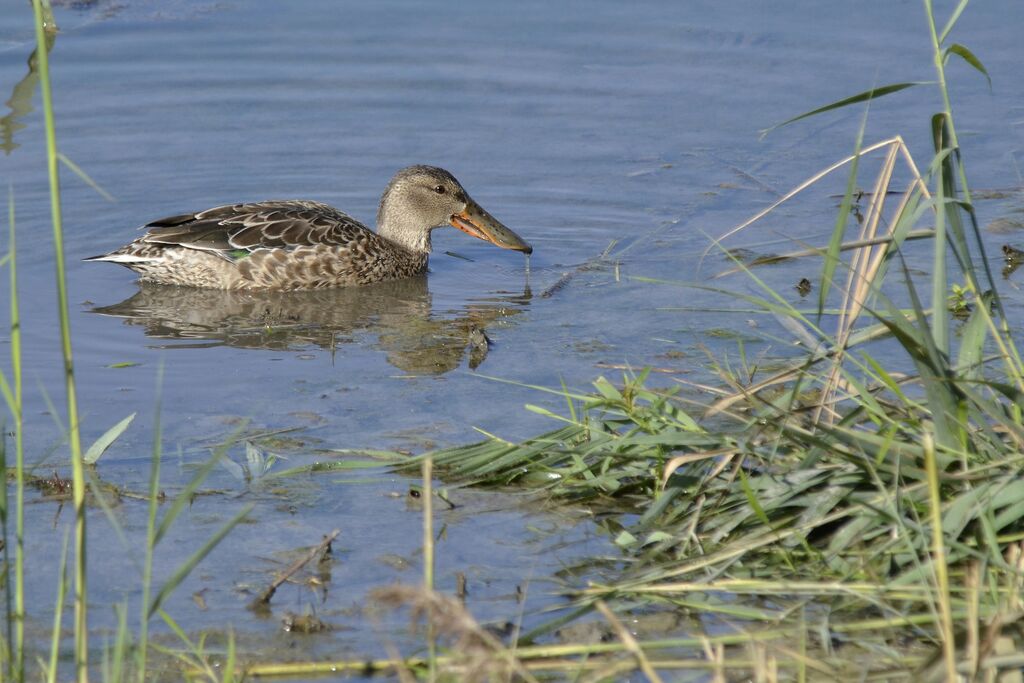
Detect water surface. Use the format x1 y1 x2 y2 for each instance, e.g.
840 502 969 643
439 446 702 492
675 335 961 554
1 0 1022 675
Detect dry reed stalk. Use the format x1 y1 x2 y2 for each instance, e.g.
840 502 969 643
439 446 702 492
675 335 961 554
594 600 664 683
704 137 935 420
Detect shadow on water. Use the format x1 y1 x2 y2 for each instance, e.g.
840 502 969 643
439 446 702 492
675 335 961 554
1 8 55 155
90 276 532 374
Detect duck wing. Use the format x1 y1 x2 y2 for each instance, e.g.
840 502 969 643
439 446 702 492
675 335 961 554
140 200 374 260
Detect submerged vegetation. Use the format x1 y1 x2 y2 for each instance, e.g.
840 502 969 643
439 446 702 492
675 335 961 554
2 0 1023 681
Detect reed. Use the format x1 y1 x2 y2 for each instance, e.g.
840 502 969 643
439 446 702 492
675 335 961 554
29 0 89 679
0 5 252 680
136 370 163 682
0 190 26 682
362 0 1024 677
422 458 437 682
6 0 1021 679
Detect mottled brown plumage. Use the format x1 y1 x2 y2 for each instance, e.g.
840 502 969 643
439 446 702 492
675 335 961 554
86 166 532 290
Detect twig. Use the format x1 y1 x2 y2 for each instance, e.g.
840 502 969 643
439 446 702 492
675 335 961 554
250 529 340 608
540 240 619 298
710 229 935 279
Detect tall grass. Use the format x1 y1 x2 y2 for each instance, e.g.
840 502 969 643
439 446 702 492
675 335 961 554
29 1 88 680
3 0 1019 680
1 190 26 682
357 0 1024 678
422 458 437 682
95 0 1024 677
0 3 251 681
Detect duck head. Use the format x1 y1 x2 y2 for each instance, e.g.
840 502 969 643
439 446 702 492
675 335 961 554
376 165 532 256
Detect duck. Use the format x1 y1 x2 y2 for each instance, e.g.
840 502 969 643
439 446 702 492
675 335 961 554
85 165 532 290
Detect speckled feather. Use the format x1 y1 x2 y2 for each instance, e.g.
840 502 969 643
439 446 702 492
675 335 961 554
87 165 531 290
94 200 427 290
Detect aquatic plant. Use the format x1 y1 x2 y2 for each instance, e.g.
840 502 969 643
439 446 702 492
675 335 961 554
3 0 1020 680
0 3 252 682
348 0 1024 679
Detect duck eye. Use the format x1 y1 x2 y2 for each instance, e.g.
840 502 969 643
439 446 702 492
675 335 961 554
433 185 446 194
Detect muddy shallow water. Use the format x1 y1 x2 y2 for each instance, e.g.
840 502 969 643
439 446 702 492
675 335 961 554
1 0 1023 676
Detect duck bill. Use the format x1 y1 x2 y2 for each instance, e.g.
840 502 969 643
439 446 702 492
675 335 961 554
450 198 532 254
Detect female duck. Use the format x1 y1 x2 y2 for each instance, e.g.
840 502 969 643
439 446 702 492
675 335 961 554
86 165 532 290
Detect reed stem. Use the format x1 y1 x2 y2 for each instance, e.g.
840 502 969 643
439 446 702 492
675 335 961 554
30 1 88 679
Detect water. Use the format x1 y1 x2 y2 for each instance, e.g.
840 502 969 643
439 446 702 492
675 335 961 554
1 0 1023 675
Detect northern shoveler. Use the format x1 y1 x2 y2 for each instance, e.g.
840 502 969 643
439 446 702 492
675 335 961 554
85 165 532 290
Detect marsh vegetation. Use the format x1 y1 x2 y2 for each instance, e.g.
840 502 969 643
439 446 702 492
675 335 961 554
3 0 1024 681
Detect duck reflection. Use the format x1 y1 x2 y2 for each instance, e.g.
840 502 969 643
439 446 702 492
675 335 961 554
1 8 56 155
90 277 530 374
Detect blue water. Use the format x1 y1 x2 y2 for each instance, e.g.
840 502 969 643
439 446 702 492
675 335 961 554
1 0 1022 676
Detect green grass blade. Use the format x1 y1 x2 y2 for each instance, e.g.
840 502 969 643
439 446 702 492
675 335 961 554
30 0 89 678
943 44 990 88
925 0 1023 389
955 292 991 379
153 430 240 547
84 470 135 569
937 0 970 43
56 153 116 202
109 603 129 683
817 111 869 322
6 187 25 682
137 368 163 682
0 428 10 679
873 304 959 462
45 530 70 683
923 433 956 679
82 412 136 465
147 503 253 618
738 467 771 528
224 630 237 683
930 114 951 356
761 83 923 136
156 609 195 654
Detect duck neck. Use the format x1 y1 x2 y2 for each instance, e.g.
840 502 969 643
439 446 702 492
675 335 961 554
377 200 433 255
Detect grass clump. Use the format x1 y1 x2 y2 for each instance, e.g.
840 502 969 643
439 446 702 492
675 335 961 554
4 0 1021 680
376 1 1024 679
0 3 252 681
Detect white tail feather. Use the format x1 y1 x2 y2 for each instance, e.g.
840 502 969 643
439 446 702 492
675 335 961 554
83 253 158 264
